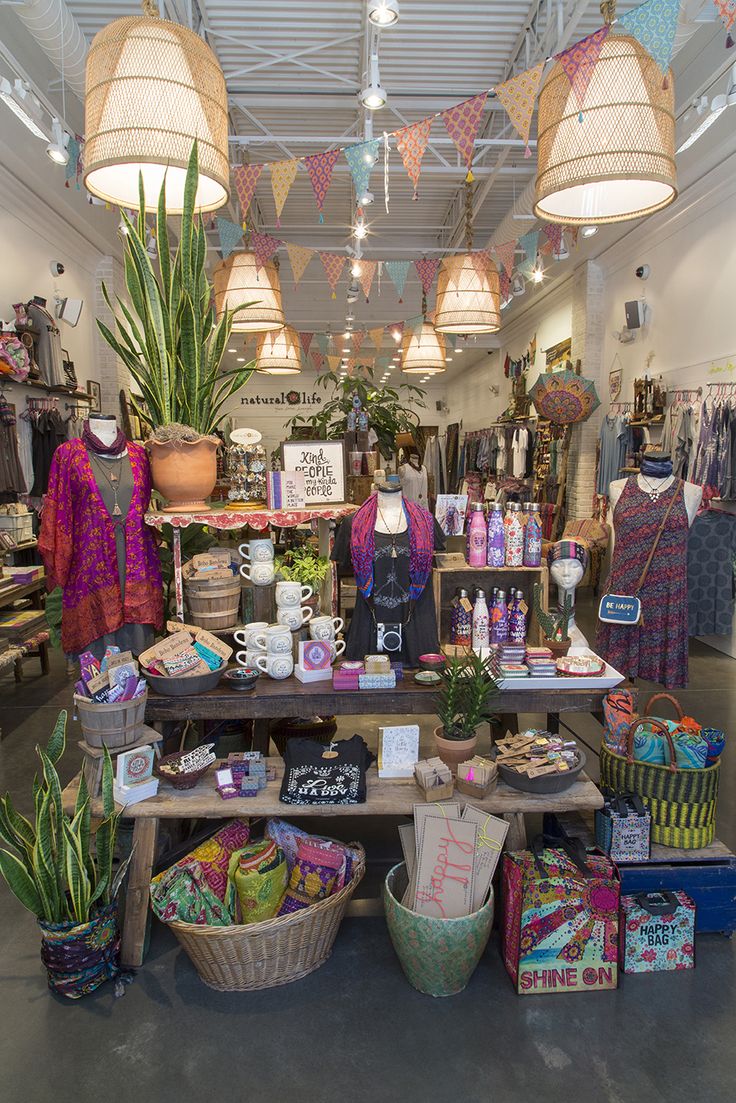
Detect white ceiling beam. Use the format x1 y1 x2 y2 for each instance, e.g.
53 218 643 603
211 30 361 86
229 135 535 149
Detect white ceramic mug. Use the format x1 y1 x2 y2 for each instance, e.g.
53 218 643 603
240 561 275 586
328 639 346 661
236 648 266 667
233 622 269 649
256 653 294 680
239 538 274 564
277 606 313 631
309 615 344 642
275 580 313 608
253 625 293 655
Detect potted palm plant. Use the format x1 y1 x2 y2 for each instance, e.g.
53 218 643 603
97 143 253 511
0 711 131 998
433 652 499 770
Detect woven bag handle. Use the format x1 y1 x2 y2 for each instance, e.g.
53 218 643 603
634 479 683 595
626 718 678 773
643 692 685 720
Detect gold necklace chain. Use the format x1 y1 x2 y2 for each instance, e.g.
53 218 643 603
89 451 125 517
376 500 406 559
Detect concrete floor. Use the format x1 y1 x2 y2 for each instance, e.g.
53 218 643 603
1 597 735 1103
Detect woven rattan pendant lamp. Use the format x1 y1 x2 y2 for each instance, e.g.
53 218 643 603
213 252 285 335
534 2 676 225
401 303 447 375
84 1 229 212
435 181 501 334
255 325 302 375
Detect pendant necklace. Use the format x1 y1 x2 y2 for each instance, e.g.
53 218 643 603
640 475 665 503
90 451 125 516
376 502 404 558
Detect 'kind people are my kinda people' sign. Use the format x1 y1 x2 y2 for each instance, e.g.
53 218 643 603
281 440 346 504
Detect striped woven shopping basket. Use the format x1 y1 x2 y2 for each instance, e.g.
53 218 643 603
599 695 720 849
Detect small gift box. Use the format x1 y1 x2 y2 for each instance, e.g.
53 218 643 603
414 758 454 802
358 672 396 689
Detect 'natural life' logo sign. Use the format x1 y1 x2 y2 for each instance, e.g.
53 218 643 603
241 390 322 407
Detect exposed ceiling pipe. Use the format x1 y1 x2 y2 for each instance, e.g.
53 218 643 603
488 1 710 249
15 0 88 99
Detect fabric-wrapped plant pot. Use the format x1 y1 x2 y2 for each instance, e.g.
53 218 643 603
383 863 494 997
156 843 365 991
38 904 121 999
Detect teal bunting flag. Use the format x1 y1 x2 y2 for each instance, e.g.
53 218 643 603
619 0 679 74
216 217 244 258
404 313 424 334
517 258 536 280
315 333 329 355
384 260 411 300
519 230 540 265
344 139 381 200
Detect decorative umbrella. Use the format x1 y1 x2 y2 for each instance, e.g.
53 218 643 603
529 367 600 425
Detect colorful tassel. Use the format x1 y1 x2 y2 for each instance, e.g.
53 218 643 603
524 145 531 158
331 291 336 299
465 168 474 182
727 33 734 48
319 212 324 223
578 111 584 123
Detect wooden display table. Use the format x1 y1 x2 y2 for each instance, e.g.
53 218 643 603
0 578 49 686
62 762 604 968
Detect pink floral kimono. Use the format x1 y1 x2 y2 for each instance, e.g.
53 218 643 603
39 439 163 654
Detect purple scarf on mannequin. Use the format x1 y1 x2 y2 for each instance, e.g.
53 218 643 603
350 494 434 602
82 419 127 456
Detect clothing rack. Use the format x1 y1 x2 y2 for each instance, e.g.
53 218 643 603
25 395 59 411
707 382 736 399
609 401 633 413
668 387 702 403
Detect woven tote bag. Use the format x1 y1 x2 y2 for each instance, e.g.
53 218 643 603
599 694 720 849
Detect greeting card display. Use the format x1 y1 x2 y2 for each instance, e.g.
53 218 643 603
378 724 420 778
435 494 469 537
414 815 478 919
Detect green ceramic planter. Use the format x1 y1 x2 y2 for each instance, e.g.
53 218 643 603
383 862 494 997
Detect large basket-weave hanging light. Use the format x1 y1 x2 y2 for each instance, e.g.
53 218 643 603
434 253 501 334
401 322 447 375
255 325 302 375
213 252 285 335
84 11 229 212
534 32 676 225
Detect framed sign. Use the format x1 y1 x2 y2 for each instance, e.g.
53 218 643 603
86 379 101 412
280 440 346 504
609 367 622 401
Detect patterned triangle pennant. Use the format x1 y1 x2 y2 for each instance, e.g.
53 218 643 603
319 252 346 296
517 257 536 280
395 117 433 199
556 27 609 116
251 231 283 271
441 92 488 179
233 164 263 223
311 350 326 372
543 225 564 255
714 0 736 38
568 226 579 249
494 63 545 153
619 0 680 73
358 260 378 301
269 160 299 227
384 260 411 300
519 230 540 265
499 268 511 302
414 257 440 296
327 355 342 373
304 149 341 221
216 217 243 259
469 249 492 283
344 139 380 200
285 242 314 287
315 333 329 355
65 135 83 188
539 236 555 256
494 240 518 278
351 330 366 356
299 332 314 357
369 326 384 350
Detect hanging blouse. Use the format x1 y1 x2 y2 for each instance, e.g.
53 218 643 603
39 439 163 654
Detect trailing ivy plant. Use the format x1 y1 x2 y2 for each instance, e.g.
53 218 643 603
275 544 330 591
0 712 131 925
287 368 426 460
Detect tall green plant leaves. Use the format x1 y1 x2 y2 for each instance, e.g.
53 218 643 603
46 710 67 765
0 850 43 917
64 814 91 925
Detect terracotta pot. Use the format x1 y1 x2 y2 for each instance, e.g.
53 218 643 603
433 727 478 773
545 638 571 658
147 435 219 513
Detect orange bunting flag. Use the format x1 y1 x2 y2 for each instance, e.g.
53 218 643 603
358 259 378 300
299 332 313 357
494 62 545 155
469 249 492 282
232 164 263 223
327 355 342 373
396 117 433 199
441 92 488 180
493 240 518 278
285 243 314 287
270 159 299 227
311 350 326 372
369 326 384 350
319 252 346 296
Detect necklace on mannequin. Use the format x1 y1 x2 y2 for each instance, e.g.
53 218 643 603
639 474 670 502
376 501 404 558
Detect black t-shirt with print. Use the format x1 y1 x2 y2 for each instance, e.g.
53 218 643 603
280 735 375 805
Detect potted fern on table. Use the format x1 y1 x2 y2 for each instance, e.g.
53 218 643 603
433 652 499 770
97 142 254 512
0 711 131 998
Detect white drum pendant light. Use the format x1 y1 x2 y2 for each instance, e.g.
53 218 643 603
255 325 302 375
84 6 230 212
213 252 285 335
401 321 447 375
534 23 676 225
435 180 501 334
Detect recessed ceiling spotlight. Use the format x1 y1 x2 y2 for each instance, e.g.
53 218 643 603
368 1 399 28
581 225 598 238
512 274 525 297
532 257 545 284
359 53 387 111
227 347 237 353
237 356 245 362
359 190 374 206
392 328 402 343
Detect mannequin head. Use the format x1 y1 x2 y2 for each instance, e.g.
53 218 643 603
548 539 589 594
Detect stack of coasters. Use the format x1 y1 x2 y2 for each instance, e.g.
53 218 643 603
525 645 557 678
358 671 397 689
365 654 391 674
499 643 526 663
499 662 529 679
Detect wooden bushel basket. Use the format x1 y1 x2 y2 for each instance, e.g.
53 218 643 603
184 575 242 630
74 692 148 750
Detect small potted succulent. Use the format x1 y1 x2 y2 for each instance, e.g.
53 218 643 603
533 583 573 657
433 652 499 771
0 711 131 998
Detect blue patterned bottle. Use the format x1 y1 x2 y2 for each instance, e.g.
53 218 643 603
508 589 528 643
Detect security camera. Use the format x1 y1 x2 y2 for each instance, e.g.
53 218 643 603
50 261 65 277
634 264 650 280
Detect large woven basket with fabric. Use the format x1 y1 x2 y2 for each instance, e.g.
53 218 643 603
599 694 720 849
157 842 365 991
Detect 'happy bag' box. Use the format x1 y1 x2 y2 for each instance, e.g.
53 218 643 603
620 891 695 973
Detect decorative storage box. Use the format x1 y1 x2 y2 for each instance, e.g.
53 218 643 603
620 891 696 974
595 793 651 862
0 512 33 544
502 846 620 995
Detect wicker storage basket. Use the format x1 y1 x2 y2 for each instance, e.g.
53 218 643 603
184 574 241 630
158 842 365 991
74 692 147 749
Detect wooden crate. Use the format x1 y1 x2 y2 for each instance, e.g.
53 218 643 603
432 555 549 647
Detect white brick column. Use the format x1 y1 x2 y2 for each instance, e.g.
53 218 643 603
93 255 131 414
568 260 605 519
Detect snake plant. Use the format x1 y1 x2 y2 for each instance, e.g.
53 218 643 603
0 711 129 925
97 142 254 438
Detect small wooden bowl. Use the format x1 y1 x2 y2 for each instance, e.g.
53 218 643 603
154 750 213 790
